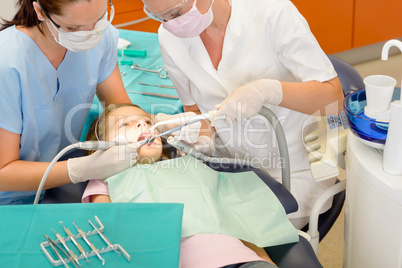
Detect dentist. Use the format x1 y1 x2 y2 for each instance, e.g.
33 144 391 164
0 0 138 205
142 0 344 228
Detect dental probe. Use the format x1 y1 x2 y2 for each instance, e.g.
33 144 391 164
60 222 90 263
51 228 81 266
73 221 106 266
138 82 175 89
88 219 121 256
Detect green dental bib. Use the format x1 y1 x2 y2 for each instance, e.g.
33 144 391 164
106 155 298 247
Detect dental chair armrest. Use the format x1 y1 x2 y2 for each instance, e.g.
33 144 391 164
41 182 88 204
265 235 323 268
41 150 89 204
205 162 298 214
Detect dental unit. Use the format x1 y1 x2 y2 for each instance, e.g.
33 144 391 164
342 39 402 267
381 39 402 175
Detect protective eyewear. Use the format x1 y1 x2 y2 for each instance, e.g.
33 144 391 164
143 0 193 22
36 0 114 30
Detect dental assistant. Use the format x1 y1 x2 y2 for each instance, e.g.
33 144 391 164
0 0 139 205
142 0 344 228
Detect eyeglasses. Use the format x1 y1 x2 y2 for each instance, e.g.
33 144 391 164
36 0 114 30
143 0 193 22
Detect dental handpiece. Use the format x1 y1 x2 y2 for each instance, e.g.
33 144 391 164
76 139 147 150
88 219 120 256
60 222 90 263
150 110 217 133
73 221 105 266
51 229 80 266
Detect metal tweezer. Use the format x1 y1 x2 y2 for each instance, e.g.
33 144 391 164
127 91 179 100
44 234 74 268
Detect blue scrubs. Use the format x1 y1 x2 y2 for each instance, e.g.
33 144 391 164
0 25 119 205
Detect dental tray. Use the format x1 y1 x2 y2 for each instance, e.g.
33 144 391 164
40 215 130 267
343 88 401 148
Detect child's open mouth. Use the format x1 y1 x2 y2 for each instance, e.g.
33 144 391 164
137 133 153 146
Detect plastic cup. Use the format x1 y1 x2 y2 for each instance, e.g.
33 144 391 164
364 75 397 113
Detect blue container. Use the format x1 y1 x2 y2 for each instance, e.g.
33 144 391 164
343 88 401 145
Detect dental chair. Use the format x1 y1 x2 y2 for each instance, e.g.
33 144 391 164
42 54 363 267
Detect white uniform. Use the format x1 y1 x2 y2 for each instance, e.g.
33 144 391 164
158 0 337 228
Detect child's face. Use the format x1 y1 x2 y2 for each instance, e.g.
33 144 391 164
106 106 162 164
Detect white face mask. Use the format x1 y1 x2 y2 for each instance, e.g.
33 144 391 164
47 6 115 52
162 0 214 38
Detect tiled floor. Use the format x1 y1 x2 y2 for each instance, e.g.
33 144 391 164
316 53 402 267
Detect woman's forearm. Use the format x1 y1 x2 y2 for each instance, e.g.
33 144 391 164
280 77 344 116
0 160 71 191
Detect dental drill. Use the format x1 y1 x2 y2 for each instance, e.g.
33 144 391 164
150 110 217 133
147 111 217 144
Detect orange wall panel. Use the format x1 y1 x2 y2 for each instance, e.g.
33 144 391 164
291 0 354 54
354 0 402 48
112 0 160 32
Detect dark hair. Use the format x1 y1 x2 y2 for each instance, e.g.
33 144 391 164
0 0 79 31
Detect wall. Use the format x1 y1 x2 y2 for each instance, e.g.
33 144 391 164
112 0 161 33
291 0 402 55
0 0 19 23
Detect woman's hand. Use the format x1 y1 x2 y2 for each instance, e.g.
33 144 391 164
67 142 142 184
153 112 201 143
214 79 283 122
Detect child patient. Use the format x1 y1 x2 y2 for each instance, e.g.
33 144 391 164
82 103 298 268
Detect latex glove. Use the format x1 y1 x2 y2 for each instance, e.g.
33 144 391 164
214 79 283 122
193 136 215 156
153 112 201 144
67 142 141 184
168 135 215 157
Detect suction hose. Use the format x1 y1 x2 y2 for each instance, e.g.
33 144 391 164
258 106 291 191
169 106 291 191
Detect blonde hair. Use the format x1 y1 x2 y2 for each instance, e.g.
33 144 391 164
85 103 174 160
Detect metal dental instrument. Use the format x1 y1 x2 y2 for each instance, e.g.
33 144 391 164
150 111 216 133
138 82 175 89
131 64 169 79
147 111 217 145
44 234 70 268
88 219 120 256
126 91 179 100
60 221 90 263
147 117 204 145
51 229 81 266
73 221 105 266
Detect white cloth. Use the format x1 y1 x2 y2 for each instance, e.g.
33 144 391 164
157 0 338 225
